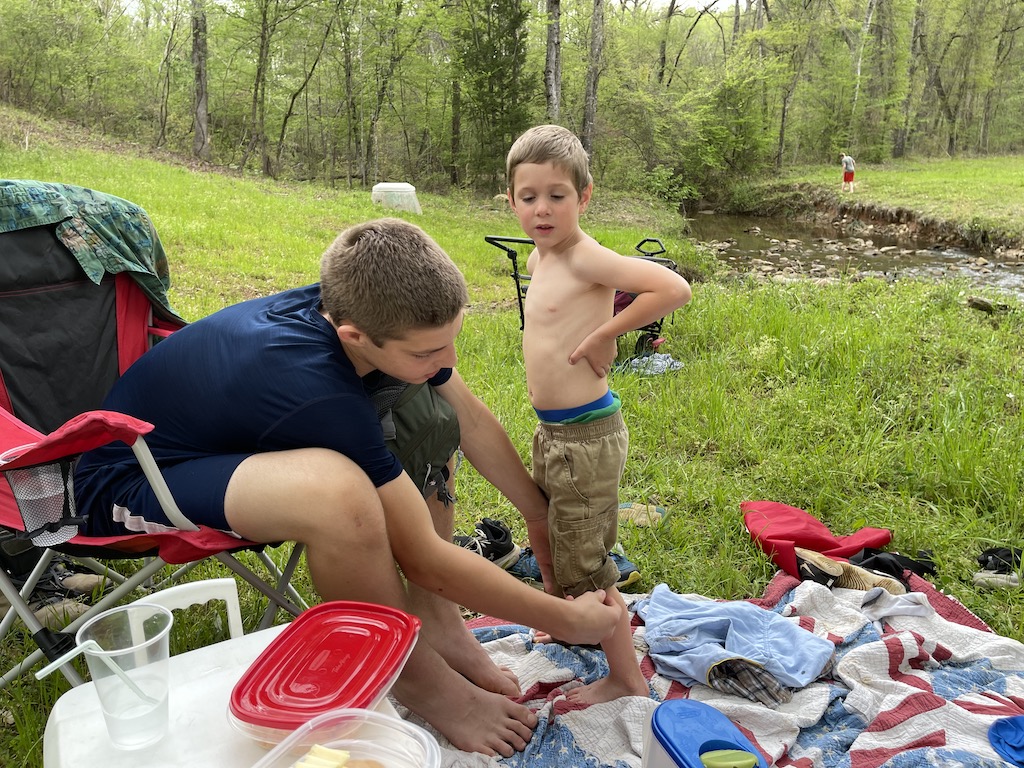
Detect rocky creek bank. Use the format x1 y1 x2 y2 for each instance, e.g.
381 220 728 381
691 183 1024 299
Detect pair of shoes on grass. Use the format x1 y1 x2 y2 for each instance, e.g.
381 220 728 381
973 547 1021 589
453 518 522 569
794 547 907 595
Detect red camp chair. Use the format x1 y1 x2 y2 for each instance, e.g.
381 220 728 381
0 180 307 688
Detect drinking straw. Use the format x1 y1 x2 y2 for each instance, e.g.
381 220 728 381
35 639 159 705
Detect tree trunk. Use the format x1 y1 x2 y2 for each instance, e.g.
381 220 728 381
342 25 360 187
191 0 211 161
544 0 561 121
239 0 276 176
450 78 461 185
656 0 677 85
274 5 338 172
581 0 604 154
156 15 178 149
849 0 876 139
892 0 923 158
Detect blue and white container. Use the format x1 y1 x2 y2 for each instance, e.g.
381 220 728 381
642 700 768 768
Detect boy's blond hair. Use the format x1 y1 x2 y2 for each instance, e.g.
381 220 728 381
320 218 468 344
506 124 593 198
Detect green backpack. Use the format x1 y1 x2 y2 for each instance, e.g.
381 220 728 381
368 374 460 499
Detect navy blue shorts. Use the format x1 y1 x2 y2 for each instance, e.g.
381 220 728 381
77 453 252 537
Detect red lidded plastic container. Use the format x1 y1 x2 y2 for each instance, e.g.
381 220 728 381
228 600 421 746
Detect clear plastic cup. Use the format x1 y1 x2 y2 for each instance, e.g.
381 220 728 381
75 603 174 750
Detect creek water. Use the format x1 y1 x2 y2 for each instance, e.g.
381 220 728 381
685 213 1024 300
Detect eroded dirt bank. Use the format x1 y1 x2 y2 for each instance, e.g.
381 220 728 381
747 182 1023 256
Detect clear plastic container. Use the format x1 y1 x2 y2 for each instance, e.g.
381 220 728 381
229 601 421 747
250 708 441 768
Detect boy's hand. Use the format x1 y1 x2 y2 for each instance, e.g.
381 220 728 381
555 589 620 646
568 331 617 378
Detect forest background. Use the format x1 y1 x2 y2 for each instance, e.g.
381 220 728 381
2 0 1023 208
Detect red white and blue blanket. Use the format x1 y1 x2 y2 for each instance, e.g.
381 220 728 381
405 573 1024 767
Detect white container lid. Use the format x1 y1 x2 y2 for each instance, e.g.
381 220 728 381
371 182 422 214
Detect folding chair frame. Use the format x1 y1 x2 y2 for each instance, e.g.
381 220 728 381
0 419 309 688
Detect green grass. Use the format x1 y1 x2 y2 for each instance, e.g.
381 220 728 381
778 155 1024 244
2 106 1024 766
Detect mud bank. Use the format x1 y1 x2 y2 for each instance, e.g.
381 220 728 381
745 182 1024 257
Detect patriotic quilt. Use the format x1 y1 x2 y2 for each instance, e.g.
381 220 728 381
404 573 1024 767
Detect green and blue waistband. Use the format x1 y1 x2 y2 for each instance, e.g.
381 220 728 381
535 390 621 424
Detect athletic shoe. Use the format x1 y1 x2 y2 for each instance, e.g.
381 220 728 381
972 570 1020 589
507 547 544 589
795 547 905 595
794 547 843 589
28 596 89 631
453 518 521 569
49 561 111 597
610 551 642 590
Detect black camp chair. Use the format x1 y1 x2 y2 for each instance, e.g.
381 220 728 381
0 180 308 688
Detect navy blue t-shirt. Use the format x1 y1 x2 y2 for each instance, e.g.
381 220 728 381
74 284 451 533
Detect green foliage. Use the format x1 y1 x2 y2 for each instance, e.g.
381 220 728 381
2 0 1024 194
451 0 536 189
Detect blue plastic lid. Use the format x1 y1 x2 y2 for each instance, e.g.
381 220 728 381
650 700 766 768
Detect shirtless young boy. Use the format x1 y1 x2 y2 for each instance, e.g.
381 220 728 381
506 125 692 705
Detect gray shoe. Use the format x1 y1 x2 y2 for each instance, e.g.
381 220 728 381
973 570 1020 589
29 596 89 631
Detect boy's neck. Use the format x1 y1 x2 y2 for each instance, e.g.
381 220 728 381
533 225 586 257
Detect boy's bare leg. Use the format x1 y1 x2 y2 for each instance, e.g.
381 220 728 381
224 448 534 757
564 585 649 705
404 466 521 697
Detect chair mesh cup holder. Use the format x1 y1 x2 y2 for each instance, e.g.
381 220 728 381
4 460 85 547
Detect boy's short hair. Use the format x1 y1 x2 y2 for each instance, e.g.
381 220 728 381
320 218 468 344
506 124 593 198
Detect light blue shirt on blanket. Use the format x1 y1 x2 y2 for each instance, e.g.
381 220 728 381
635 583 835 689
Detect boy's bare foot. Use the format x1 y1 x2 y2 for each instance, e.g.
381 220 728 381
564 675 649 706
396 672 536 756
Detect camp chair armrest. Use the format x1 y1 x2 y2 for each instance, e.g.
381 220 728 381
0 410 154 470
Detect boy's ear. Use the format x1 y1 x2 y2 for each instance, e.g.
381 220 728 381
578 183 593 212
335 323 370 347
506 188 515 209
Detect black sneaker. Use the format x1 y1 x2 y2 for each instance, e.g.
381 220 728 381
454 518 521 569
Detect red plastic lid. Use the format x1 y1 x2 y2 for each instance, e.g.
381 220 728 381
229 601 421 730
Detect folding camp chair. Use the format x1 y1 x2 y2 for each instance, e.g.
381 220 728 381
0 180 308 689
484 235 683 356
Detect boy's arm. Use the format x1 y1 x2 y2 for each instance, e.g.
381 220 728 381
377 471 614 641
569 250 693 375
434 371 556 590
